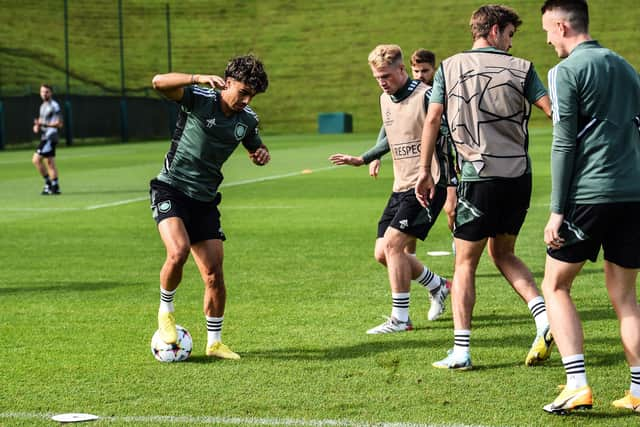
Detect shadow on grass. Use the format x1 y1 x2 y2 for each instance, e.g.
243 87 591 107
560 409 635 420
0 280 139 294
237 306 625 369
476 267 602 280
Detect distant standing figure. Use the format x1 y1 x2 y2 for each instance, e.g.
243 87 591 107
32 84 62 195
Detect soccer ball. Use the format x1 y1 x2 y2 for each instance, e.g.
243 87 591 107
150 325 192 362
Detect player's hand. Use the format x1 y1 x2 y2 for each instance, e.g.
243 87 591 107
368 159 381 178
197 75 226 89
328 153 364 167
444 186 457 232
544 212 565 249
250 146 270 166
415 170 435 208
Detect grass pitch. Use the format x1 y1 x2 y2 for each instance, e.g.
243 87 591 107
0 131 635 426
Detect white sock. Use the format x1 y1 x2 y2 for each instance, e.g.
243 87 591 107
562 354 587 389
630 366 640 398
391 292 410 322
453 329 471 356
415 266 442 292
206 316 223 347
527 296 549 335
159 287 176 313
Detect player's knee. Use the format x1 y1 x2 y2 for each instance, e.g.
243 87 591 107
203 268 224 289
489 249 512 268
166 246 190 266
383 239 405 257
31 154 41 166
374 248 386 265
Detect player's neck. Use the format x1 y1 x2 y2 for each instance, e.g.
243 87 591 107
566 34 593 55
472 38 498 50
219 92 238 117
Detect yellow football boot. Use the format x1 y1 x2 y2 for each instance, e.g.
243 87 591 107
206 342 240 360
612 391 640 412
157 311 177 344
543 385 592 414
526 326 554 366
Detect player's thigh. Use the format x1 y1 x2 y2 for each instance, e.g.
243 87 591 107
454 237 487 271
44 156 57 169
383 226 417 252
542 254 585 293
157 217 191 260
487 233 517 260
190 239 224 278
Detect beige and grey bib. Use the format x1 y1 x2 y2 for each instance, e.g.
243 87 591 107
442 51 532 178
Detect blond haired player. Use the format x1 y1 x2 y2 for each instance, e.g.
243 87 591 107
330 45 455 333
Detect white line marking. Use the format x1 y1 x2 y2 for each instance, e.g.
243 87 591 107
85 197 148 210
2 166 337 213
219 166 336 188
224 205 299 209
0 412 499 427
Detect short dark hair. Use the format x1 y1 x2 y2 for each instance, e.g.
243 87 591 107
411 49 436 66
224 54 269 94
540 0 589 34
41 84 53 91
470 5 522 41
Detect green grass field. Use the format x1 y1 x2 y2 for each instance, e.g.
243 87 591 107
0 131 636 426
2 0 638 135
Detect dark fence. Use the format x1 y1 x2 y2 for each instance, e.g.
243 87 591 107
0 95 177 145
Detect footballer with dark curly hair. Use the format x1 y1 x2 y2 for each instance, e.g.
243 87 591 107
149 54 269 360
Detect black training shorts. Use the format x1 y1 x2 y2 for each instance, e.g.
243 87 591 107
149 179 226 244
377 186 446 241
547 202 640 268
36 134 59 158
454 174 531 241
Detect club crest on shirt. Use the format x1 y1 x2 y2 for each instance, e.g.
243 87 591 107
206 118 216 128
234 123 248 140
158 201 171 213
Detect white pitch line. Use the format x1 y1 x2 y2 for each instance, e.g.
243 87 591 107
0 412 503 427
3 166 337 213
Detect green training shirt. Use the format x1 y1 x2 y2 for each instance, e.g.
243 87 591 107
156 85 263 202
548 40 640 213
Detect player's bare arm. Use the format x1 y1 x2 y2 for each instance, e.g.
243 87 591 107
368 158 381 178
415 102 443 207
443 186 457 231
534 94 552 119
152 73 226 101
249 144 270 166
37 117 62 129
328 153 365 167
